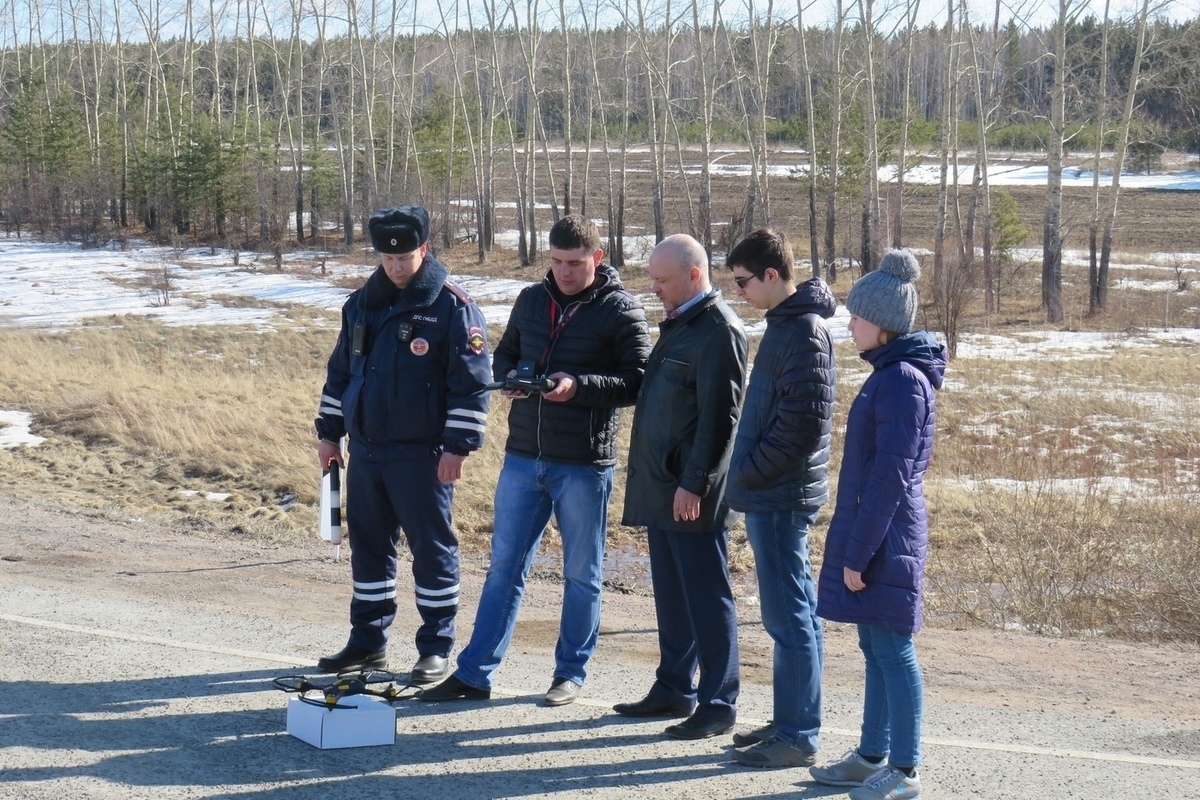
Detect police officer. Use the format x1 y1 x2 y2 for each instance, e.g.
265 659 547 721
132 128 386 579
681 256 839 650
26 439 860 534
314 206 491 682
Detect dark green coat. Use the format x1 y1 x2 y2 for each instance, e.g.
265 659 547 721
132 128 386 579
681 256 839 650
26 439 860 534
622 291 748 532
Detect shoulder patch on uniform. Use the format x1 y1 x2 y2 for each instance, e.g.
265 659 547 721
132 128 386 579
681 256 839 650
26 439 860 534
468 326 486 355
444 281 474 304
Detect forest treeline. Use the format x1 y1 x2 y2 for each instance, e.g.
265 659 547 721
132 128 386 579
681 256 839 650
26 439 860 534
1 0 1197 330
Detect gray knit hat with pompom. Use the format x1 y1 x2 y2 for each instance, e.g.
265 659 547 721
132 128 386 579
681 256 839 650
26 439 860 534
845 248 921 334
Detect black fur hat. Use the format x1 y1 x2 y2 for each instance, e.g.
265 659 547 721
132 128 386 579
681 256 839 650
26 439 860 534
368 206 430 253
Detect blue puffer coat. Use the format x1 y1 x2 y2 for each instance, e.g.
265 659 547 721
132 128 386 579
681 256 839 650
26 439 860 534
816 331 946 634
726 278 837 512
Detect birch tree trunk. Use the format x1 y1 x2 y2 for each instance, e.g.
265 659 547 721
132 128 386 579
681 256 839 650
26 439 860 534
663 11 696 244
692 0 721 260
633 0 666 243
948 10 965 267
933 0 956 306
244 0 269 240
114 0 130 227
352 0 380 218
1097 0 1152 313
823 0 845 282
748 0 777 229
515 0 561 223
438 0 486 255
973 0 1009 313
464 1 497 258
1042 0 1072 323
892 0 920 248
312 0 355 246
259 0 303 242
490 0 530 264
795 0 821 275
288 0 306 242
857 0 881 273
615 0 633 266
1087 0 1111 316
73 0 103 232
559 0 573 215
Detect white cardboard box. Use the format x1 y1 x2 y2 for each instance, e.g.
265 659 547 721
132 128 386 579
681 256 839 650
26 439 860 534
286 694 397 749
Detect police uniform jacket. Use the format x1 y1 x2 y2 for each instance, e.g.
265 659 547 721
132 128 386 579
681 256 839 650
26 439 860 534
315 254 491 461
494 263 651 466
622 290 748 532
726 278 837 513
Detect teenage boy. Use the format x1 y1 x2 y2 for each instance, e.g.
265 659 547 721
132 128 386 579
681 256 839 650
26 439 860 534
725 228 837 767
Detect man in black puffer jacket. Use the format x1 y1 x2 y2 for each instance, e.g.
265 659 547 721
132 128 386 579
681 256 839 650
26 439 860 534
420 215 651 708
725 228 837 769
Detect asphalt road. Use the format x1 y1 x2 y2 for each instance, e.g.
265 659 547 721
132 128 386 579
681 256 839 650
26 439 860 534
1 495 1198 799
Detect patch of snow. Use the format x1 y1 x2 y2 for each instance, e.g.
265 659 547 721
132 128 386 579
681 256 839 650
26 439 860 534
177 489 232 502
939 475 1200 500
0 239 354 330
0 410 45 448
881 163 1200 191
955 327 1200 360
1114 277 1189 292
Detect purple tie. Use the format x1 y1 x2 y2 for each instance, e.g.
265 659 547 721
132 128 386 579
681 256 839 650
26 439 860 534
666 308 681 320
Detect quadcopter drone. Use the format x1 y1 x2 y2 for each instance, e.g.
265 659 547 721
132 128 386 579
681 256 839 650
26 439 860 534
272 669 419 709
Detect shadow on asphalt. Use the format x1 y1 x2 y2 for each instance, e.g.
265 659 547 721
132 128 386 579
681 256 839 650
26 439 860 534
0 669 846 798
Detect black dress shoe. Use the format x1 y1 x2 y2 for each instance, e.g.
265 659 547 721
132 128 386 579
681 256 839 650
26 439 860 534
316 644 387 673
410 654 448 684
612 696 694 718
665 715 735 740
417 674 491 702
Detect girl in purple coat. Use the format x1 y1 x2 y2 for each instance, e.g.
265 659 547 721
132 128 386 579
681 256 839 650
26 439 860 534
810 249 946 800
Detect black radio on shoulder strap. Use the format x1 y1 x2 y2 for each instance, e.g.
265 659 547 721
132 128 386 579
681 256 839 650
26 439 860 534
351 321 367 357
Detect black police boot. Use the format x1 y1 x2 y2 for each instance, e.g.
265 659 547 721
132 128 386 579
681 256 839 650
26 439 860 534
316 644 387 673
410 654 449 684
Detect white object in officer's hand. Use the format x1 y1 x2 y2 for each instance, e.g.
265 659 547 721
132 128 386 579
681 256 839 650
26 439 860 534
320 464 343 562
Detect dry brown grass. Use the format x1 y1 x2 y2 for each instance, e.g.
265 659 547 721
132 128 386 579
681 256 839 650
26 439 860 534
899 258 1200 641
925 487 1200 642
2 240 1198 640
0 315 333 536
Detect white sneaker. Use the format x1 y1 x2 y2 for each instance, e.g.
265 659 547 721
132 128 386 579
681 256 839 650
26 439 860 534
848 766 921 800
808 750 887 787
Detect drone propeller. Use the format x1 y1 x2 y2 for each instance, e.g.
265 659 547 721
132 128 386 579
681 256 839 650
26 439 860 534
272 669 419 708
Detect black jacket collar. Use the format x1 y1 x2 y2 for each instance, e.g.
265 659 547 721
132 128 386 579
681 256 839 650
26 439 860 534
542 262 621 307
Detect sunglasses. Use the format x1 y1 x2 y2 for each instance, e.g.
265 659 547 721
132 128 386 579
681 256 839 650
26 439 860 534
732 274 760 289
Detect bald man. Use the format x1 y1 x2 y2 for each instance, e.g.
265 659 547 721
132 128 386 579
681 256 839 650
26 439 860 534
615 234 749 741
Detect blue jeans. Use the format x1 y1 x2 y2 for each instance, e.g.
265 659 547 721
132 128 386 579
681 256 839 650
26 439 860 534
857 623 924 769
455 453 613 690
745 508 822 752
